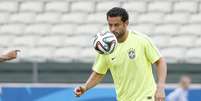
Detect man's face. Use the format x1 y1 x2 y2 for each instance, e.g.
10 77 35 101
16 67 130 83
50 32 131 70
180 76 191 89
107 16 128 39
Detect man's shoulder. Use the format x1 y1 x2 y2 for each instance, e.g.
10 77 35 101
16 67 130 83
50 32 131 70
129 30 152 42
174 88 184 93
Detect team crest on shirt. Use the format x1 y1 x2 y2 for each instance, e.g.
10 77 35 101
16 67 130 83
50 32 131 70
128 48 135 59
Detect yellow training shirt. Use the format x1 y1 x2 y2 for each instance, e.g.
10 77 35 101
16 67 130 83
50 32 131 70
93 30 161 101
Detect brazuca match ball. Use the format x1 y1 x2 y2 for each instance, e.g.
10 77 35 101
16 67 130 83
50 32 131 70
93 31 117 54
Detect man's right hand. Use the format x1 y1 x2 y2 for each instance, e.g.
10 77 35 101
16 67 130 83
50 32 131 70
74 86 87 97
73 72 104 97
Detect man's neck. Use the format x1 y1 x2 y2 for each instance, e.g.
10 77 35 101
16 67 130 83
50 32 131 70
118 30 129 43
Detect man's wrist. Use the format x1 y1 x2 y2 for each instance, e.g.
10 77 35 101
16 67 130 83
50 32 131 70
157 83 165 89
82 85 88 91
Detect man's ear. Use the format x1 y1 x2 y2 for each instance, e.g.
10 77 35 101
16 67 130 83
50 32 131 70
125 20 129 25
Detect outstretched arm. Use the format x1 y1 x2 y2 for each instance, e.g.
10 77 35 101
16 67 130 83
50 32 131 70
0 50 20 62
154 57 167 101
74 71 104 97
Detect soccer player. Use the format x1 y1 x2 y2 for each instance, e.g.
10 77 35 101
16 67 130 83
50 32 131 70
167 75 191 101
74 7 167 101
0 50 19 62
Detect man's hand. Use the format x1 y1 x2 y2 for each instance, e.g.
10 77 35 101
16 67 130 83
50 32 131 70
73 72 104 97
0 50 20 61
74 86 87 97
155 85 165 101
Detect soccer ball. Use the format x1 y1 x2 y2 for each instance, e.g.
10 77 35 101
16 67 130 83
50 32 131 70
93 31 117 54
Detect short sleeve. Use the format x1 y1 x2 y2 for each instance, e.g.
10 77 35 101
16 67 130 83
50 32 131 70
92 53 109 74
166 88 181 101
144 38 161 64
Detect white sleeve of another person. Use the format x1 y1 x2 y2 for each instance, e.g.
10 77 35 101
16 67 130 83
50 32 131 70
167 88 188 101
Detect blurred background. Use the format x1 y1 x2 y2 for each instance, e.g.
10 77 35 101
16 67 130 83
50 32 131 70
0 0 200 101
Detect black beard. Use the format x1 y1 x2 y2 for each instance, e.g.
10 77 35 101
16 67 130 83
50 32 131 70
113 32 124 39
113 32 120 37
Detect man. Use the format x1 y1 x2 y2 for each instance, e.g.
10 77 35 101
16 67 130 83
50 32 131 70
167 75 191 101
0 50 19 62
74 7 167 101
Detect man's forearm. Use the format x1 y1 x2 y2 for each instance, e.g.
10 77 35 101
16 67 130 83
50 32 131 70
155 57 167 87
84 71 104 91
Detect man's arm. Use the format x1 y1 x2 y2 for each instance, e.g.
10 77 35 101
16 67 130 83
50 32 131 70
154 57 167 101
155 57 167 89
0 50 19 62
74 71 104 97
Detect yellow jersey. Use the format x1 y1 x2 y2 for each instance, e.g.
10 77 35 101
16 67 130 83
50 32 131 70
93 30 161 101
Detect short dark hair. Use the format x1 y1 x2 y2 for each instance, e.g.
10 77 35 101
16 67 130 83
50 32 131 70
106 7 129 22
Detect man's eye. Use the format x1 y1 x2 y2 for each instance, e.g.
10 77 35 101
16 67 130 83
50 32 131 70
115 24 119 27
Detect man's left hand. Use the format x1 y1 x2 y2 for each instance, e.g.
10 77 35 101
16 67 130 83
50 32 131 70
155 85 165 101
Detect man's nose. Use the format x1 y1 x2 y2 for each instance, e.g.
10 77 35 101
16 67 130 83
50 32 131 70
111 26 116 32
